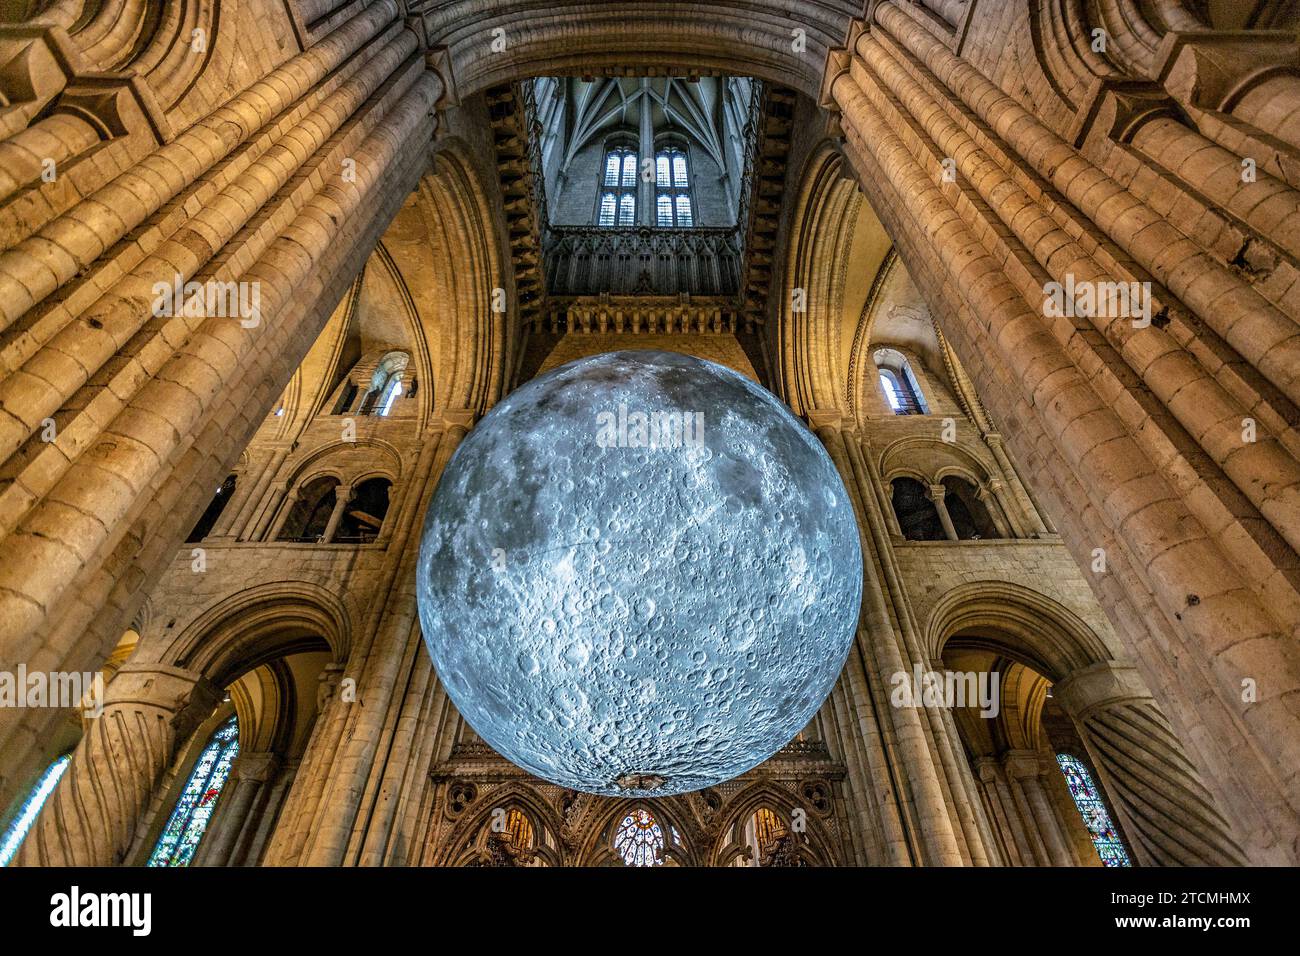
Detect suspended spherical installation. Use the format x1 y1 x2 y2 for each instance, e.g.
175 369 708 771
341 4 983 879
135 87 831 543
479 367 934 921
416 351 863 796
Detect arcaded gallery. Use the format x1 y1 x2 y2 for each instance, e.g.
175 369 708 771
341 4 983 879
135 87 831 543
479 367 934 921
0 0 1296 918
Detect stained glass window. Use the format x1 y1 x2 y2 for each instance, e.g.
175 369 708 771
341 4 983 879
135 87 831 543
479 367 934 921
1056 753 1131 867
0 755 71 866
614 807 664 867
598 146 637 226
147 716 239 867
654 147 692 226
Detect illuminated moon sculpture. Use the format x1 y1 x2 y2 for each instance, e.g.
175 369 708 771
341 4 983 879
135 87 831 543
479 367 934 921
416 351 862 796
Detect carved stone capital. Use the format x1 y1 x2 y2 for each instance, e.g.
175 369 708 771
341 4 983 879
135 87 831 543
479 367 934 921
232 751 281 783
1052 660 1151 720
1155 30 1297 112
1068 77 1178 148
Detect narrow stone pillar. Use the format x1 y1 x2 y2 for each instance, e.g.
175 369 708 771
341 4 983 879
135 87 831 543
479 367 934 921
14 664 221 866
321 484 354 543
261 664 347 865
973 758 1023 865
193 752 279 867
1005 751 1073 866
927 483 959 540
984 434 1050 535
977 481 1014 538
227 444 292 540
881 480 903 537
1054 661 1248 866
1000 752 1051 866
263 484 298 541
637 79 655 226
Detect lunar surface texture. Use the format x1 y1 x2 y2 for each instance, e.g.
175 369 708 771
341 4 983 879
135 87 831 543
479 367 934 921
416 350 863 796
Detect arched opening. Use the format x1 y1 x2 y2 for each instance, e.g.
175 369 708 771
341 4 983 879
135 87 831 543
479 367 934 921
598 142 638 227
724 805 810 866
276 476 339 542
655 143 693 226
891 477 946 541
333 477 392 544
941 476 999 540
186 474 237 543
462 805 557 866
925 585 1167 866
133 618 339 868
359 352 410 417
942 645 1132 868
874 347 928 415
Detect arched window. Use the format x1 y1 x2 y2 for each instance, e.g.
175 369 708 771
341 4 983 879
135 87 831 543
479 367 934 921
0 755 71 866
728 806 782 866
359 352 410 417
598 145 637 227
277 476 339 542
147 716 239 867
891 477 946 541
333 477 391 543
186 474 236 543
874 349 928 415
655 146 692 226
1056 754 1131 867
941 476 1000 540
614 807 664 866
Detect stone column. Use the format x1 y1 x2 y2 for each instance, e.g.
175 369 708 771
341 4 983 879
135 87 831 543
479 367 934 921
977 481 1014 539
299 412 475 866
321 484 354 543
1054 661 1248 866
881 480 903 537
973 758 1024 865
927 483 959 541
638 79 655 226
1004 751 1073 866
193 751 280 867
263 484 298 541
809 412 966 865
984 435 1049 535
0 5 443 792
227 444 293 540
14 664 221 866
261 663 347 865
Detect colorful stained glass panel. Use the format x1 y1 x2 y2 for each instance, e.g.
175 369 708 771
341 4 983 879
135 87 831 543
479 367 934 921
614 808 664 867
1056 753 1131 867
147 716 239 867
